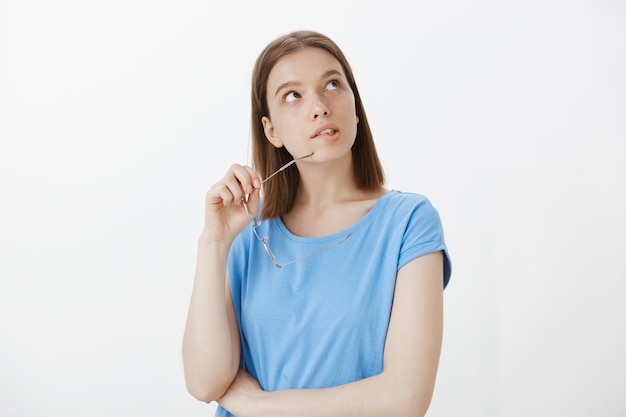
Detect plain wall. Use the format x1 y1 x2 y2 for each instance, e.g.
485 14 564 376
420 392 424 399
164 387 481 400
1 0 624 416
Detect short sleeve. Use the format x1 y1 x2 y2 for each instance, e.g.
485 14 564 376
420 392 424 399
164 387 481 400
398 197 452 289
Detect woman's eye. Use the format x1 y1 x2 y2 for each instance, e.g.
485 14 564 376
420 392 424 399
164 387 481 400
326 80 340 90
284 91 299 103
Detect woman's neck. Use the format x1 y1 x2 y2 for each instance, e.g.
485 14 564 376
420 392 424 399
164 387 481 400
282 154 385 237
294 153 360 209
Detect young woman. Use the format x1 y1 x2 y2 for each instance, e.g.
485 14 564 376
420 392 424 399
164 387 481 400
183 30 452 417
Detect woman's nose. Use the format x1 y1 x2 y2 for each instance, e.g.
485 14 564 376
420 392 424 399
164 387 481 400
311 95 330 119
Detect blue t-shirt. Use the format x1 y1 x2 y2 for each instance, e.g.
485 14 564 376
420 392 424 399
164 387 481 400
216 190 451 417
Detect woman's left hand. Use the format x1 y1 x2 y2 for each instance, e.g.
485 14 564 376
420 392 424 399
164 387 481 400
218 368 264 417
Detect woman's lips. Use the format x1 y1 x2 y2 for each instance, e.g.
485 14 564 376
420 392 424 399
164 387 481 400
318 128 336 135
311 124 340 140
312 129 340 141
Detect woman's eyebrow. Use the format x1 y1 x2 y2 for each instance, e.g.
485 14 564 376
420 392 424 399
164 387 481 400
274 81 301 97
274 69 345 97
320 69 343 80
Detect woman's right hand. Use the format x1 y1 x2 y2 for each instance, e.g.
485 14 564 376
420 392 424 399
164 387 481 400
201 163 262 243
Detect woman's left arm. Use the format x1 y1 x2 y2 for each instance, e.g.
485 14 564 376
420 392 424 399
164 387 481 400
218 251 444 417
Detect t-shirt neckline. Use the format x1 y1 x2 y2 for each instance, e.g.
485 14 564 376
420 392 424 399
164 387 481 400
273 189 396 243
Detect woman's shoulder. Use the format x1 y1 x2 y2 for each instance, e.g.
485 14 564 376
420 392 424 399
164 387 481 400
372 189 444 229
378 189 437 210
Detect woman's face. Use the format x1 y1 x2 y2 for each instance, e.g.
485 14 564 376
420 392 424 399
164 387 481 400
262 47 358 163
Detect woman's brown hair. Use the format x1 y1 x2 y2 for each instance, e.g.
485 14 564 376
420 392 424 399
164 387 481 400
251 30 385 219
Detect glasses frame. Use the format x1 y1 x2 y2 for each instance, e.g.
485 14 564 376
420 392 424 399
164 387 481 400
241 155 351 268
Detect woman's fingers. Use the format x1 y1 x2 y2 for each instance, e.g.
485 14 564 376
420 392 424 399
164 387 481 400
208 164 261 207
224 164 261 205
202 163 264 241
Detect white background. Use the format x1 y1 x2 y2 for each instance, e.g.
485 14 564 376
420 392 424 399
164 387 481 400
1 1 625 416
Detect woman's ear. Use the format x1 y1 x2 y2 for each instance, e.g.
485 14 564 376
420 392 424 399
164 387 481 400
261 116 283 148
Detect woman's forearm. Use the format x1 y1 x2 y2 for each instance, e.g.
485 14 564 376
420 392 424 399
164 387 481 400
260 372 431 417
221 369 433 417
182 236 240 402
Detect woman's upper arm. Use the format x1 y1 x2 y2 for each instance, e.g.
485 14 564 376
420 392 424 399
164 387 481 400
225 274 242 376
382 251 444 413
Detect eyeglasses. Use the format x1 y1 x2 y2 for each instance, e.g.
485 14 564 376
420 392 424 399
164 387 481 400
241 154 351 268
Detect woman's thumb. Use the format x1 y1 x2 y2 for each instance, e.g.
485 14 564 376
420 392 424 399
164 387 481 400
246 186 262 218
